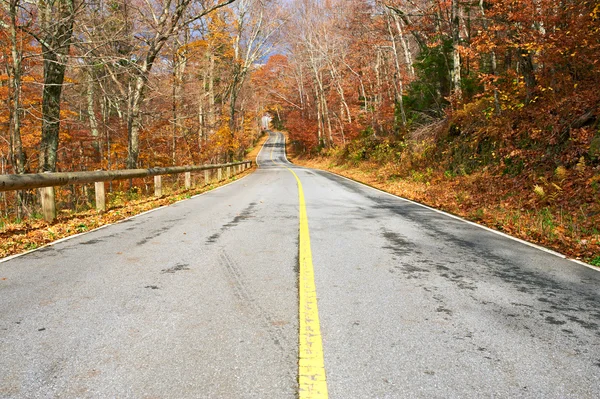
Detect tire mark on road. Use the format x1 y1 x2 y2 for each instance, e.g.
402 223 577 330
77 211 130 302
217 249 290 353
206 202 258 244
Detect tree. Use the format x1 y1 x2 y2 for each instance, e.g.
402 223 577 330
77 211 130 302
124 0 237 169
2 0 26 174
34 0 78 172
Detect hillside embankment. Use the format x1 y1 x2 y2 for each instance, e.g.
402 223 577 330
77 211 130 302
286 128 600 267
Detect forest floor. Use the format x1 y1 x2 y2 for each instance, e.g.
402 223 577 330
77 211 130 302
0 134 269 260
286 135 600 269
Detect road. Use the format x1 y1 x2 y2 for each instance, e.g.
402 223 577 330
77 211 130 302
1 131 599 398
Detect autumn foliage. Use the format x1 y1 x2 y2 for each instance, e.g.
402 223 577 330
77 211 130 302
1 0 278 220
265 0 599 262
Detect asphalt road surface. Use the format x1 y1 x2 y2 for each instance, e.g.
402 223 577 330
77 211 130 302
1 131 599 398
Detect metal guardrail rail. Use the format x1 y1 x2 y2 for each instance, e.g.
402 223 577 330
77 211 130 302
0 160 253 222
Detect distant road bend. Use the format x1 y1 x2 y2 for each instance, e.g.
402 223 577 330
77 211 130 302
1 131 599 398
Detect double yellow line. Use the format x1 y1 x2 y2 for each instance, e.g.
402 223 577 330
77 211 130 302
269 133 329 398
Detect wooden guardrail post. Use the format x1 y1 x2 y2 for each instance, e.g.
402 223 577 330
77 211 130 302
95 181 106 212
185 172 191 189
40 172 56 223
154 175 162 197
1 161 251 220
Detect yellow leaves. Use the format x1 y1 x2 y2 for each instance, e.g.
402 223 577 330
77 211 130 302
575 156 587 175
520 42 543 52
59 109 78 119
592 4 600 20
555 165 567 180
179 39 208 56
533 184 546 199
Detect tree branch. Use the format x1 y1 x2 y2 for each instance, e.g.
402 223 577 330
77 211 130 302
183 0 237 26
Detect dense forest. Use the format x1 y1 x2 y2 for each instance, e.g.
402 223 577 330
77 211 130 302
260 0 599 262
1 0 600 261
1 0 283 175
263 0 599 157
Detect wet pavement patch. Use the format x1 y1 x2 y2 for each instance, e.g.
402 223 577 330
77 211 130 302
381 228 414 257
161 263 190 274
436 306 453 316
205 202 257 244
206 233 220 243
137 224 176 246
545 316 566 325
81 239 103 245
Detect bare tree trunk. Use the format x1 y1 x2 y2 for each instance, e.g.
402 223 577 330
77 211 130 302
37 0 75 172
479 0 501 114
126 70 147 169
100 96 111 173
328 62 351 124
207 53 216 141
313 68 332 147
451 0 462 101
172 60 178 166
386 13 407 131
86 73 101 162
8 0 25 174
198 52 216 154
171 33 189 165
391 12 414 78
198 69 205 153
229 74 241 161
315 87 323 146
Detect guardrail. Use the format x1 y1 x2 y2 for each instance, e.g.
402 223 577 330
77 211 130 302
0 160 253 222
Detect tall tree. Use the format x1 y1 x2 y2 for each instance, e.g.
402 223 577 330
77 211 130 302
124 0 237 169
35 0 78 172
3 0 26 174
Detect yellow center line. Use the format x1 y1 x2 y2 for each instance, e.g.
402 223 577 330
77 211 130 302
270 132 328 398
